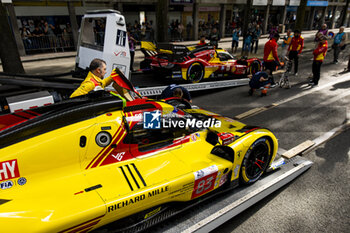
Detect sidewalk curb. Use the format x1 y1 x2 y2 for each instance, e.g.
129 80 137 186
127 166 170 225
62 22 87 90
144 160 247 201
21 55 76 63
6 29 349 64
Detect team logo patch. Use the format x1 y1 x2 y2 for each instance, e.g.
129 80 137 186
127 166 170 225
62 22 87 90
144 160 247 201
116 29 127 47
0 159 20 181
143 110 161 129
191 134 197 142
17 177 27 186
0 180 13 190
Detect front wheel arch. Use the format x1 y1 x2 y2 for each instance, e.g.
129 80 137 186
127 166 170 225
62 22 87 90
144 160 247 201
186 62 204 83
239 136 273 185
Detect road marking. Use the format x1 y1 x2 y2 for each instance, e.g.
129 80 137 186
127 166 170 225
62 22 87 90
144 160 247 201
281 140 315 159
234 104 277 120
235 73 350 120
183 158 313 233
271 89 350 130
273 73 350 106
234 107 266 119
305 121 350 154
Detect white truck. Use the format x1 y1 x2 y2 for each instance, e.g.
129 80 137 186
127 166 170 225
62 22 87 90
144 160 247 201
1 9 250 114
1 10 133 114
75 9 131 79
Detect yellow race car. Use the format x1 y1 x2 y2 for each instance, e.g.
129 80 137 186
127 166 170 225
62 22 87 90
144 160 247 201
0 92 278 232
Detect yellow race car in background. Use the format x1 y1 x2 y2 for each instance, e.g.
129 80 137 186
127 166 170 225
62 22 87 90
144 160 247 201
0 92 278 232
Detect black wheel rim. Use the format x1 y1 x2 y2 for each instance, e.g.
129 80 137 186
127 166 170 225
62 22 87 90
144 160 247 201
245 143 269 180
279 78 285 87
189 65 203 82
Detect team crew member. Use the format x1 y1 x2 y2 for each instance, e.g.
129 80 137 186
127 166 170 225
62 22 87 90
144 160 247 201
248 69 272 97
231 27 241 53
70 58 111 98
287 29 304 76
263 33 280 85
281 29 292 63
311 36 328 87
332 26 346 64
160 84 192 102
70 58 133 100
198 35 207 46
208 28 220 48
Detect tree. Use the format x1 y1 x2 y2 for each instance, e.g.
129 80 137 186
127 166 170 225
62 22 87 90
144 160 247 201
156 0 169 42
241 0 252 55
0 3 24 74
295 0 308 31
340 0 350 27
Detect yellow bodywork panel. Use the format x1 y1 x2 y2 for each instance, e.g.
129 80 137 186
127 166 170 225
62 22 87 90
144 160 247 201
0 100 277 232
141 41 157 51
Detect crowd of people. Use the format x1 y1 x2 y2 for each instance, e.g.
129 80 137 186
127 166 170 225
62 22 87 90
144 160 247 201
19 20 74 53
248 24 346 97
127 20 155 42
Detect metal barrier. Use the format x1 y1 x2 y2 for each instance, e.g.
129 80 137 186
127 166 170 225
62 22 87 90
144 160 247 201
22 34 75 54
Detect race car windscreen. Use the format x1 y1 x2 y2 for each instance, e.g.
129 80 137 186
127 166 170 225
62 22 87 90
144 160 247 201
123 110 215 152
80 17 106 51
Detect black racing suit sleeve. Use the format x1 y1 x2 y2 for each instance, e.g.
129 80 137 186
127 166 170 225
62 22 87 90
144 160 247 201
160 86 172 99
181 87 191 101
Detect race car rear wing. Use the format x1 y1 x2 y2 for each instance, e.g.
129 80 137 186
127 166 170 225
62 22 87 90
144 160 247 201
141 42 196 62
141 42 216 61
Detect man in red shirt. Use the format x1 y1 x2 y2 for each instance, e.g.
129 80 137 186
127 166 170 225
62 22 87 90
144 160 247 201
287 29 304 76
263 33 280 86
311 36 328 87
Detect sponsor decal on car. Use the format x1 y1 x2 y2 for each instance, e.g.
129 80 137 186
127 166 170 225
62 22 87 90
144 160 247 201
111 152 125 161
214 171 221 187
192 165 218 199
190 134 197 142
108 186 169 212
233 164 240 178
172 75 183 78
144 206 162 219
0 159 20 182
17 177 27 186
217 132 235 146
219 173 228 186
0 180 14 190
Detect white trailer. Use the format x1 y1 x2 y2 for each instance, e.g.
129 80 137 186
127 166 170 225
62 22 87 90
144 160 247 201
75 9 131 79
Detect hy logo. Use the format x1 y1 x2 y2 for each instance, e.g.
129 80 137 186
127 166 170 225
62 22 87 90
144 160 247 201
143 110 161 129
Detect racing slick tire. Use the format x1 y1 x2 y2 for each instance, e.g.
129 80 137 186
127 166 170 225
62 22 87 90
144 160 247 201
249 60 261 75
187 62 204 83
240 137 272 185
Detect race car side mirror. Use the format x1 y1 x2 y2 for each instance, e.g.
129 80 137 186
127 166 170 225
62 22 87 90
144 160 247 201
211 146 235 162
206 130 219 146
